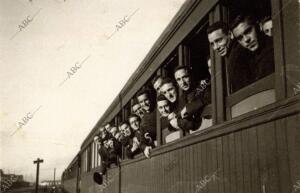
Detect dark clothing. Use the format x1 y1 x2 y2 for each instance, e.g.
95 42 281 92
161 116 180 144
227 41 252 93
98 145 118 175
247 36 274 81
228 35 274 93
112 138 123 158
140 109 157 150
123 136 142 159
177 82 211 131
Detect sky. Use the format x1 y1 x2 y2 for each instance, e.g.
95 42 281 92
0 0 186 182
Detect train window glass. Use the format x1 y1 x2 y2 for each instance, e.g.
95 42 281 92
215 0 276 118
82 150 87 173
92 142 97 169
162 51 178 78
97 143 101 167
91 142 95 169
87 145 92 172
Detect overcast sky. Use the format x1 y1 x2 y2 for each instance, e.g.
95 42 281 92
0 0 185 182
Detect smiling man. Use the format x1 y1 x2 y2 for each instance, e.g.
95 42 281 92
136 89 156 158
207 21 232 57
207 21 252 93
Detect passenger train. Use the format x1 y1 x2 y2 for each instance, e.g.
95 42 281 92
61 0 300 193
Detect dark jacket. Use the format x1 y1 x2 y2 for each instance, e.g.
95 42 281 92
123 136 142 159
177 82 211 131
141 110 156 141
228 35 274 93
98 145 118 174
227 40 252 93
161 116 181 144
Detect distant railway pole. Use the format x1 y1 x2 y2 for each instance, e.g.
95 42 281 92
53 168 56 186
33 158 44 193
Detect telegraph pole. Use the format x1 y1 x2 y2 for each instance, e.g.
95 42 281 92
53 168 56 186
33 158 44 193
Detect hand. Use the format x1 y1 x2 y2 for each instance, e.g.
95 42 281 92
170 118 180 130
180 107 188 118
168 112 177 120
144 146 152 158
131 141 139 152
133 137 140 146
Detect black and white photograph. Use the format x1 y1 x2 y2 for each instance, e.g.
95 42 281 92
1 0 299 193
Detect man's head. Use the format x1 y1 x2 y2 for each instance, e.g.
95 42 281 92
230 15 260 52
104 123 112 132
132 102 144 118
157 95 171 117
152 75 163 93
114 132 123 142
109 126 118 136
136 89 152 113
99 127 108 140
103 138 114 149
128 114 141 131
119 121 132 137
261 16 272 37
174 66 192 91
160 78 178 103
207 21 231 57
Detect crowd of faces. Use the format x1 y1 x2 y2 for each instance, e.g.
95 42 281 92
94 15 273 161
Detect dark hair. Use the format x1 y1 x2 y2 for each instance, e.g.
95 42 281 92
161 77 175 87
128 114 140 122
119 121 129 127
151 75 162 85
229 15 257 31
156 94 169 102
136 88 150 98
173 65 191 75
103 122 112 128
207 21 229 35
261 16 272 24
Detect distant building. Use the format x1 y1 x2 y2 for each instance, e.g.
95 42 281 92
40 180 61 186
0 169 29 192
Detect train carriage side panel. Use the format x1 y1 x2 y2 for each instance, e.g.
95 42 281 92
117 101 299 193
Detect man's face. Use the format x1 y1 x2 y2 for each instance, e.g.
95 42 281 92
153 77 163 93
174 69 191 91
120 123 131 137
161 83 177 103
157 100 171 117
114 132 123 141
208 29 231 57
109 127 117 135
104 124 111 132
262 20 272 37
99 127 107 139
232 21 259 51
132 103 144 118
104 139 113 149
137 93 151 112
129 116 140 131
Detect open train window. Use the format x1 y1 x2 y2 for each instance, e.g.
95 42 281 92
212 0 276 118
180 16 213 134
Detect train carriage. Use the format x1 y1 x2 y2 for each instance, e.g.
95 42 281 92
62 0 300 193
